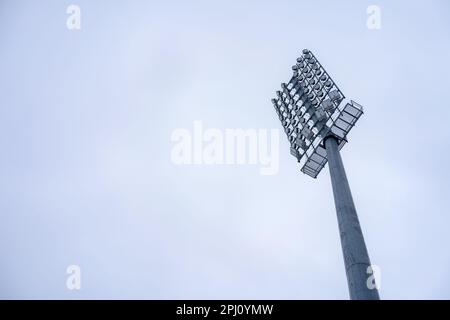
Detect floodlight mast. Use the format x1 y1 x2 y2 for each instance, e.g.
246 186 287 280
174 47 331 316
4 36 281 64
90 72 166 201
272 49 379 300
324 135 379 300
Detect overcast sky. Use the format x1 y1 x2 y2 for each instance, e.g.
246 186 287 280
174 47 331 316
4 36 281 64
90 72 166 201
1 0 450 299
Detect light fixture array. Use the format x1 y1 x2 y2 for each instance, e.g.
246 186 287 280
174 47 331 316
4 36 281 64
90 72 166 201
272 49 364 178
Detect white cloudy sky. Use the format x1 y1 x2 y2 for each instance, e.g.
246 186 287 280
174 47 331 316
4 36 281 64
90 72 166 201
1 0 450 299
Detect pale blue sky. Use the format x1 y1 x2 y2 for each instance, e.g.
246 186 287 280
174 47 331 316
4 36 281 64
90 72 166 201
1 0 450 299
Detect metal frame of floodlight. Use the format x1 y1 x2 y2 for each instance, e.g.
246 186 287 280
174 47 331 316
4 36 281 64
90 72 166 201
272 49 363 178
299 100 364 178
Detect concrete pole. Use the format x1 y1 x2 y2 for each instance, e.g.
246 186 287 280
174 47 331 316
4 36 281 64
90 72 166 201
324 135 380 300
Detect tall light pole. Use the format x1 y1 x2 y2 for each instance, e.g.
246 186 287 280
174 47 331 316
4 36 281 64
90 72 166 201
271 49 379 300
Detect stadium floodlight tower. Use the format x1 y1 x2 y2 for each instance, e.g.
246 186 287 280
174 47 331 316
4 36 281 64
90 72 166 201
271 49 379 300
